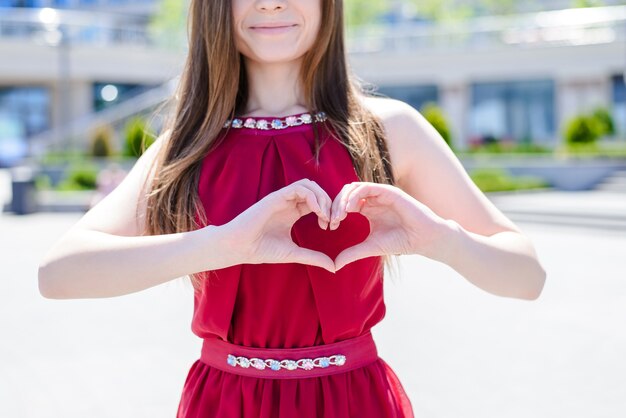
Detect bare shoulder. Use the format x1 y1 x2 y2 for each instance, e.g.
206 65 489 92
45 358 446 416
359 95 413 120
359 95 436 187
359 94 521 236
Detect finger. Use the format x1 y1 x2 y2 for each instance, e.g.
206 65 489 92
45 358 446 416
331 182 375 230
330 182 360 230
288 246 336 273
344 183 383 213
286 185 328 228
300 179 333 228
303 179 332 217
290 180 332 228
334 239 382 271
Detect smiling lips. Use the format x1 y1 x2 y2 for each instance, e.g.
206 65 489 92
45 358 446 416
250 23 298 35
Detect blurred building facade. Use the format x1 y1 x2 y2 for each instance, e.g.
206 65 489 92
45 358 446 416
0 1 624 152
351 5 626 149
0 0 172 151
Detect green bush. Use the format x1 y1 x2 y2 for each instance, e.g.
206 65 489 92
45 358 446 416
591 107 616 137
465 140 551 154
421 102 453 147
513 141 551 153
57 164 98 191
123 117 155 158
469 168 548 193
34 174 52 190
564 115 602 146
90 125 115 158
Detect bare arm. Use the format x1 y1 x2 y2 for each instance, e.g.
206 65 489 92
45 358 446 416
367 97 546 300
38 225 240 299
440 225 546 300
37 132 241 299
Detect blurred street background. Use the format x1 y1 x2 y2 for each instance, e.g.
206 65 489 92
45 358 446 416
1 0 625 417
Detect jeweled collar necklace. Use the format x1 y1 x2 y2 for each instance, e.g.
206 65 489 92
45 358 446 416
223 111 328 130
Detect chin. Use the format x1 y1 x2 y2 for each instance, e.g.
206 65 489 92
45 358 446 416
245 49 306 64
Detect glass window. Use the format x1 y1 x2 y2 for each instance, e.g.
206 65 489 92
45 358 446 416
612 74 626 137
374 84 439 112
93 82 158 112
1 0 48 6
470 80 555 144
52 0 73 7
0 86 50 137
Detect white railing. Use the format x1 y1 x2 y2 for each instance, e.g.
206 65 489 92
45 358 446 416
347 5 626 53
0 7 153 46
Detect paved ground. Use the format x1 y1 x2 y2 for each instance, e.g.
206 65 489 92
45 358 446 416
1 172 625 417
0 169 10 209
488 189 626 231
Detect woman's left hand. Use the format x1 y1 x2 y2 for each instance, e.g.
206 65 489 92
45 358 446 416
329 182 456 270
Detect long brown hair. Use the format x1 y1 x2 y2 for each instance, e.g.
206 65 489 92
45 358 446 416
143 0 400 289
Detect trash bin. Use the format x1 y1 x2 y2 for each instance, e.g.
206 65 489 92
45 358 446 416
10 165 38 215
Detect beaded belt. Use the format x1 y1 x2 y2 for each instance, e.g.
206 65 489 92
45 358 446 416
200 331 379 379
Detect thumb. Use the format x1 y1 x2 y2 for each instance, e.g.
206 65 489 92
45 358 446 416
334 239 381 271
288 246 336 273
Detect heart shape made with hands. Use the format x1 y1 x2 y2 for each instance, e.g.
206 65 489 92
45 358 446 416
282 181 423 272
290 198 373 271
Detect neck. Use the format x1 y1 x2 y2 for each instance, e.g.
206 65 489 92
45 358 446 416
242 58 308 117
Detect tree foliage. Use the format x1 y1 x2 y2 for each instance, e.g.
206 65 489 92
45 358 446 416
345 0 610 27
592 107 616 137
148 0 189 48
123 117 155 158
90 125 115 158
564 115 602 145
344 0 390 28
421 102 453 147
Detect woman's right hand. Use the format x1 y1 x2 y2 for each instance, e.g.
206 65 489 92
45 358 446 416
224 179 336 273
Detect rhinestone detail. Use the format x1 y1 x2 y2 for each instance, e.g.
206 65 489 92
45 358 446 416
226 353 347 371
223 111 327 130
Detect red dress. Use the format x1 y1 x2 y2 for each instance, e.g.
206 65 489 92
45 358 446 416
176 113 414 418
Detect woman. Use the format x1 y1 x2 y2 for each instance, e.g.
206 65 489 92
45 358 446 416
38 0 547 416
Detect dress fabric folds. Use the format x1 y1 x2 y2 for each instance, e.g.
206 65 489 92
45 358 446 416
176 115 414 418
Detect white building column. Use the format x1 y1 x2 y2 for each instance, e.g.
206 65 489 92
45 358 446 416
68 80 94 124
50 80 93 127
440 82 470 150
50 79 94 148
